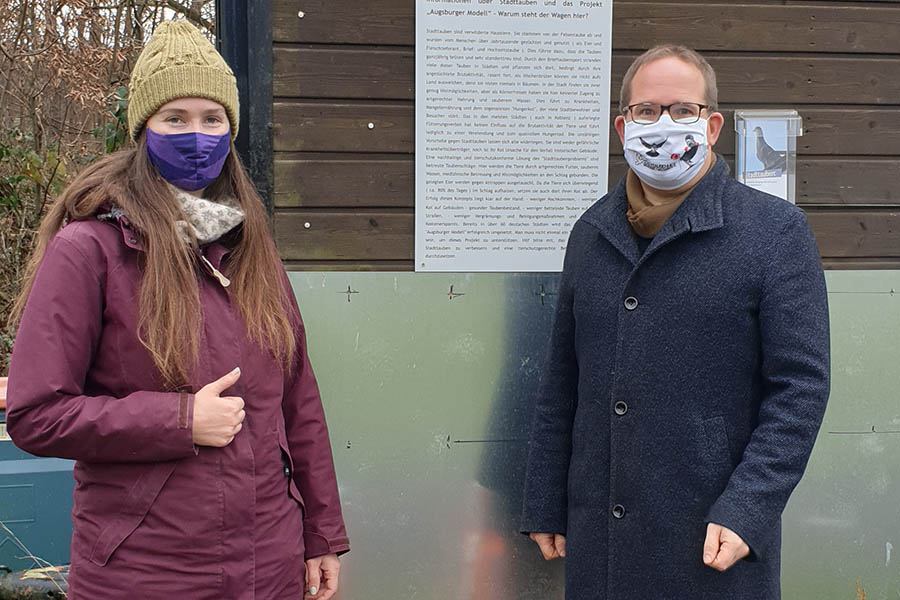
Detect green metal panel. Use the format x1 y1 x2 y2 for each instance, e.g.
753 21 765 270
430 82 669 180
782 271 900 599
1 269 895 597
289 270 899 599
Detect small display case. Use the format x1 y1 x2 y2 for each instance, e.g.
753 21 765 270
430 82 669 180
734 109 803 204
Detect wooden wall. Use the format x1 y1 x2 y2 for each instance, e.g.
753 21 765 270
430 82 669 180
269 0 900 270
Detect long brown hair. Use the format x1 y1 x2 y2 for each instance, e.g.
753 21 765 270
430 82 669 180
9 133 296 387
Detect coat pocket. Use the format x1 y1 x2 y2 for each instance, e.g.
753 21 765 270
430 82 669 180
276 419 307 517
701 415 731 469
88 462 177 566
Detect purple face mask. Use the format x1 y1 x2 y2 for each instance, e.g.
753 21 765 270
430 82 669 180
146 128 231 191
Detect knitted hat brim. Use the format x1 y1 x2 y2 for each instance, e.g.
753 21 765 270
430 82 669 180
127 64 240 141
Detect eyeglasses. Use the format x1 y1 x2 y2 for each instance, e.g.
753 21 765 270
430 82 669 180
623 102 708 125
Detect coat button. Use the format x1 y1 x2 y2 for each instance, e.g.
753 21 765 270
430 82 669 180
614 401 628 416
612 504 626 519
624 296 638 311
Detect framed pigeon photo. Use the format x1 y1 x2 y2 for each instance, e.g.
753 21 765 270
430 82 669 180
734 109 803 204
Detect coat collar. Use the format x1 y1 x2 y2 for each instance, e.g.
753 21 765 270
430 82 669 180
96 206 234 270
580 155 728 266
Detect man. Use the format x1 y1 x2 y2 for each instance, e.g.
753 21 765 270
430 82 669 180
521 45 830 599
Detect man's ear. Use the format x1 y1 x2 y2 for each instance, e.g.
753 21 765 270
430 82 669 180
706 111 725 147
614 115 626 146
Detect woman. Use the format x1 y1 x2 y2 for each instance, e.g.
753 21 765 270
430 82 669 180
5 20 348 599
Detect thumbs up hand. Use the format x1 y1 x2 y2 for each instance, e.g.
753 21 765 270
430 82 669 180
192 367 245 447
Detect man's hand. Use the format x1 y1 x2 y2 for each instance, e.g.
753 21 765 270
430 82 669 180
305 553 341 599
703 523 749 571
529 532 566 560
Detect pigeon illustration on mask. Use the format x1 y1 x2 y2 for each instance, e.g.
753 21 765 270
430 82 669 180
680 134 700 165
640 137 666 157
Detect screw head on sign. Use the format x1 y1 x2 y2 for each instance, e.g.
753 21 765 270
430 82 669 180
367 122 375 129
297 11 305 18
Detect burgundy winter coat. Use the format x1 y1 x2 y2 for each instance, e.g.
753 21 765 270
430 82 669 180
6 214 349 599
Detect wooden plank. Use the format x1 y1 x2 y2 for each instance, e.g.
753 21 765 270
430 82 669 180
611 54 900 106
613 4 900 54
609 157 900 206
272 0 900 54
272 0 413 46
283 260 414 271
798 109 900 156
611 109 900 158
274 155 414 207
273 47 900 105
822 258 900 270
274 102 900 156
273 102 414 153
274 210 900 265
798 159 900 206
273 46 414 100
806 209 900 258
272 156 900 210
281 258 900 272
274 210 414 260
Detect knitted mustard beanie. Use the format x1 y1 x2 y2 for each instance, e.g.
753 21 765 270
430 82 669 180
127 20 239 140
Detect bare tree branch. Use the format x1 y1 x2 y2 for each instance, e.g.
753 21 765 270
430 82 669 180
1 0 218 372
164 0 214 32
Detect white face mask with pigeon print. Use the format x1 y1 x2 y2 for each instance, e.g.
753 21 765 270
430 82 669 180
623 114 709 190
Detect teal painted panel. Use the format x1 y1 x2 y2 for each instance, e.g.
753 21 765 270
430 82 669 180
0 436 75 571
290 270 900 599
0 484 35 523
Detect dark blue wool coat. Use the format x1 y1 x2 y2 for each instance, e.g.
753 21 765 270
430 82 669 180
521 157 830 600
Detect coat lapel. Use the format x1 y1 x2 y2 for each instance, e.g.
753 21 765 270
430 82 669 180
582 178 642 266
585 156 729 266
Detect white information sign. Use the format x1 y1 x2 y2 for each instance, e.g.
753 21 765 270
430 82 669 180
415 0 613 272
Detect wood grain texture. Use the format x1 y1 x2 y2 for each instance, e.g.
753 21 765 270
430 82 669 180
274 103 900 157
612 3 900 54
612 55 900 106
273 102 414 153
274 154 414 207
613 157 900 206
618 108 900 157
274 210 414 260
797 159 900 206
283 260 415 271
272 0 900 54
805 209 900 258
268 0 900 268
273 209 900 265
273 46 414 100
272 0 414 45
272 156 900 209
821 258 900 270
273 47 900 105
